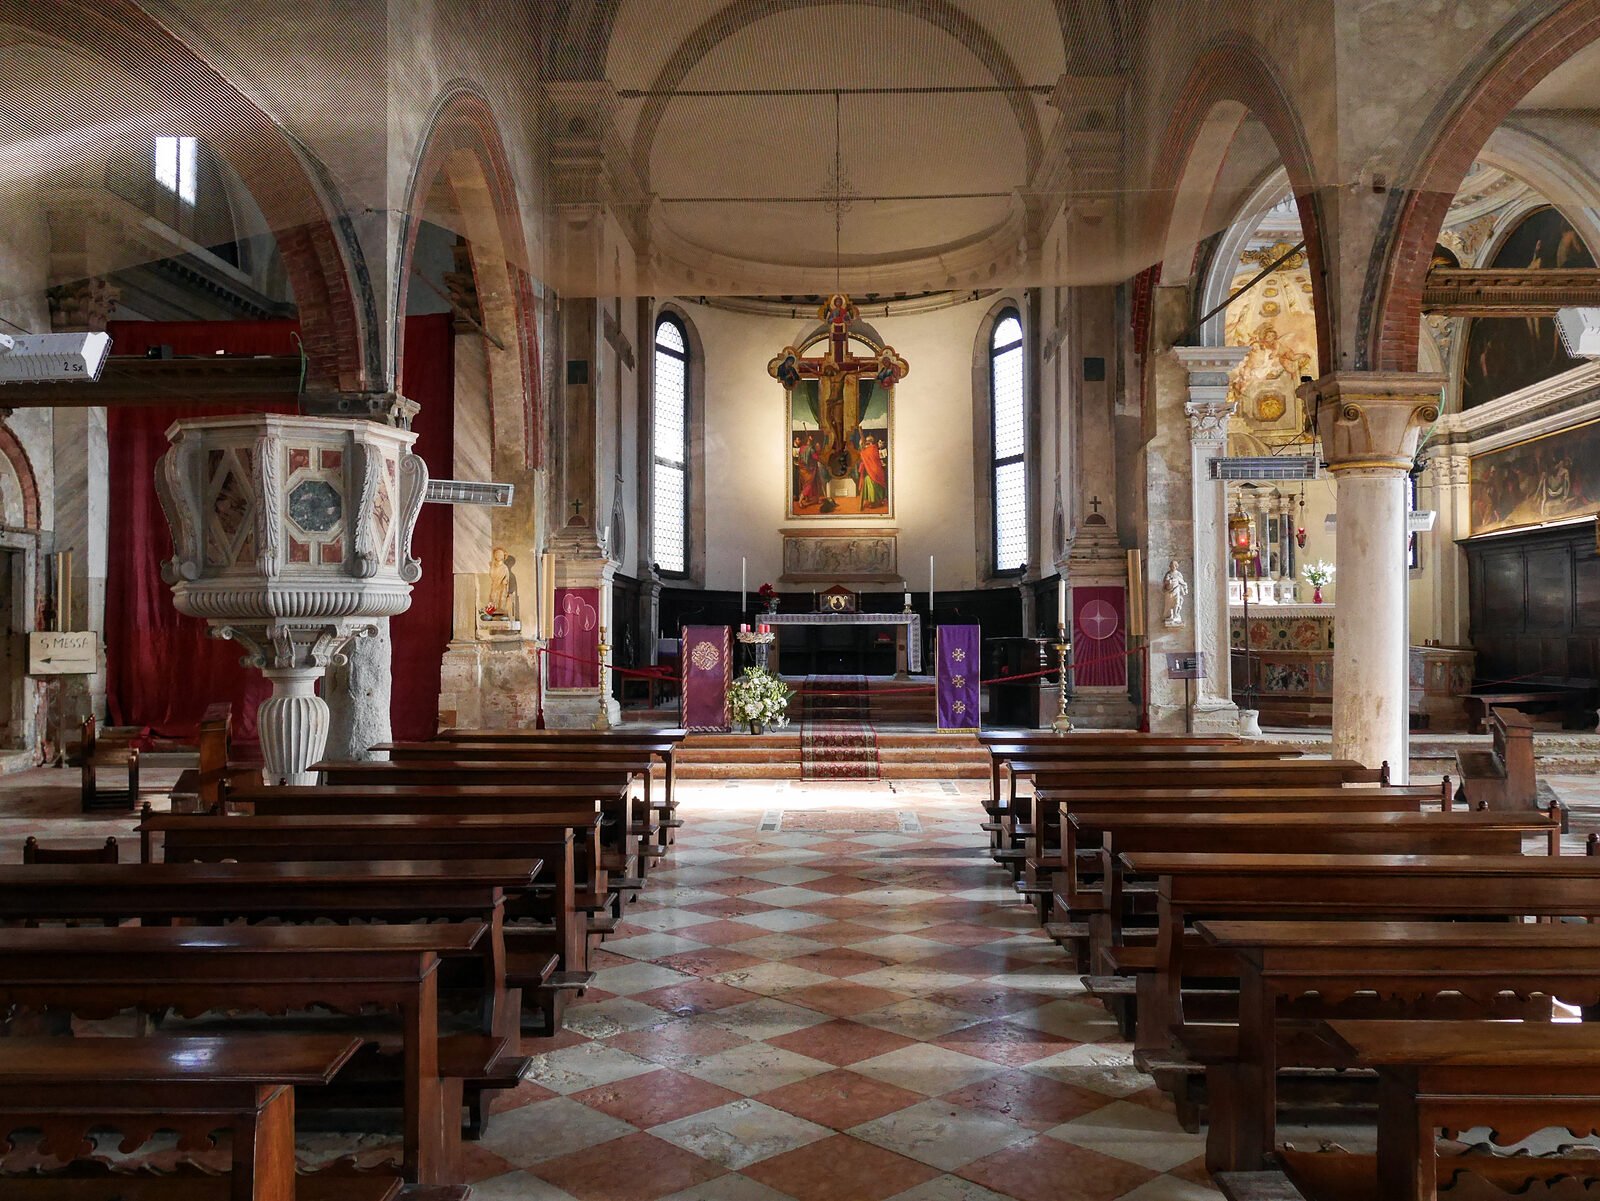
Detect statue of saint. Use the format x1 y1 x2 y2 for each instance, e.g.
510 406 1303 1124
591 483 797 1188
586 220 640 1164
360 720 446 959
486 546 517 618
1161 559 1188 628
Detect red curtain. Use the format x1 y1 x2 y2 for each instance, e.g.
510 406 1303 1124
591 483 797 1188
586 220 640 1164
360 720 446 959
105 315 454 744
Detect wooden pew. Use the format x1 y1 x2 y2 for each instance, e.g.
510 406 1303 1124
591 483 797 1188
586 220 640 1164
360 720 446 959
978 731 1240 802
232 784 636 928
377 742 670 859
1072 807 1557 967
0 1034 370 1201
0 924 490 1185
169 701 243 813
1316 1019 1600 1201
1455 704 1538 811
311 759 655 879
1199 921 1600 1178
433 728 685 835
1024 782 1445 924
71 714 139 813
993 758 1387 874
1124 853 1600 1156
0 860 534 1041
143 809 600 1032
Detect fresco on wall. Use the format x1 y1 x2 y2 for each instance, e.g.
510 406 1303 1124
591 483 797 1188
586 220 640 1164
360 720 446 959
789 373 892 518
1225 243 1319 435
1471 419 1600 535
1462 206 1595 410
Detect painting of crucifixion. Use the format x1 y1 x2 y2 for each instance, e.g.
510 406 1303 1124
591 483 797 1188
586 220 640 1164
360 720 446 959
770 294 908 519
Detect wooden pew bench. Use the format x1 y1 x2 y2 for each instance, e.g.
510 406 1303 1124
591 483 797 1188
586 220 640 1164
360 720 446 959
70 714 140 813
0 1034 369 1201
310 759 654 879
432 728 685 848
1299 1019 1600 1201
1026 783 1443 928
1077 806 1560 967
143 808 600 1032
1456 704 1540 812
0 924 495 1185
231 784 636 930
1120 855 1600 1170
1194 920 1600 1177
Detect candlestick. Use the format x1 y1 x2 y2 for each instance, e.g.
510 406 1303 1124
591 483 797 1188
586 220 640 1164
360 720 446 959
1052 627 1073 734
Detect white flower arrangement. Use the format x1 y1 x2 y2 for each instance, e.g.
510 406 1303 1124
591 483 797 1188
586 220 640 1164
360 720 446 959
729 667 793 730
1302 560 1336 588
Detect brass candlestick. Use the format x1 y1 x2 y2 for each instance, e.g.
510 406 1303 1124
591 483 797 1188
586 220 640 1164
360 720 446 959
593 624 611 730
1052 625 1073 733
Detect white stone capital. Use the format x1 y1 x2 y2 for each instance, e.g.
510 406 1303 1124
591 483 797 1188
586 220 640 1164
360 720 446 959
1301 371 1444 472
1184 400 1237 446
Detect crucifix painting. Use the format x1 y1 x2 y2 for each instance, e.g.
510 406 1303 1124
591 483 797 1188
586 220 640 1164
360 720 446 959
769 294 909 518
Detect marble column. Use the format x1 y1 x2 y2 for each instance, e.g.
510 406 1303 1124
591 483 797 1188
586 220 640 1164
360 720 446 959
1175 346 1247 731
1304 372 1443 781
1423 449 1472 646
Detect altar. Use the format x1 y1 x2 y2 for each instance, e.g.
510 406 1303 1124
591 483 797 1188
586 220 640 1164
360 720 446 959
764 611 923 676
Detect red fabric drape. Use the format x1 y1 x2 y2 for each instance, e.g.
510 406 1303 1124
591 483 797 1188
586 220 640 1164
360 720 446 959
105 316 454 744
390 315 454 740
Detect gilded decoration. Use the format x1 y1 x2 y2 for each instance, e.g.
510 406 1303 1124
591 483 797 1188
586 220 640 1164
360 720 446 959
1225 244 1318 437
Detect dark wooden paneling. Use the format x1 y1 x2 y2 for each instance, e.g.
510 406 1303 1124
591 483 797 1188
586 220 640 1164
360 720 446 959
1463 522 1600 684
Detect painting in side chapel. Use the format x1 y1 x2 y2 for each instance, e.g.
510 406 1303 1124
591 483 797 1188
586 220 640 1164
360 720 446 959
1462 206 1595 411
1470 419 1600 536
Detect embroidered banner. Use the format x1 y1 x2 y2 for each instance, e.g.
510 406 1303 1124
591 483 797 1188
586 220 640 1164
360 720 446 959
681 625 732 732
1071 585 1127 688
936 624 981 730
549 587 600 688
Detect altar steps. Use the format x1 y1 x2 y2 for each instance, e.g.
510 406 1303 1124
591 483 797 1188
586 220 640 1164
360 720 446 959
672 729 987 780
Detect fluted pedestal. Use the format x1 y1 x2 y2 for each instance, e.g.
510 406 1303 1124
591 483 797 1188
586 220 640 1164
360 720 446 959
258 668 332 785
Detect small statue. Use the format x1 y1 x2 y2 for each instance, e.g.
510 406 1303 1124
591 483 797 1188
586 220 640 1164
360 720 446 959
1161 559 1188 628
486 546 517 619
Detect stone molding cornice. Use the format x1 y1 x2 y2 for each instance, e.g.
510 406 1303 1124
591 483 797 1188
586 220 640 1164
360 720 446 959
1422 267 1600 316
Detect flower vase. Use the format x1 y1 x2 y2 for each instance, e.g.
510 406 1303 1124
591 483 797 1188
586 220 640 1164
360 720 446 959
1313 586 1323 604
749 720 763 736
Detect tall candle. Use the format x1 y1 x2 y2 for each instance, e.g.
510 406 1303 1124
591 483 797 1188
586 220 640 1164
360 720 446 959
1058 576 1067 633
741 557 747 613
539 551 556 641
928 555 935 614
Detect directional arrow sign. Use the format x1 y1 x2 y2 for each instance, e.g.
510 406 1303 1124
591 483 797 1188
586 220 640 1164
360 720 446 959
30 631 98 676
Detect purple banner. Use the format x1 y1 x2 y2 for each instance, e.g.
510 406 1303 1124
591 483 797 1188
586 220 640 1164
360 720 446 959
937 624 981 730
680 625 731 732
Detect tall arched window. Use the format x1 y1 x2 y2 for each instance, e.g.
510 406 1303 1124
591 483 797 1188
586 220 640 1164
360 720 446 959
652 315 690 576
990 310 1027 573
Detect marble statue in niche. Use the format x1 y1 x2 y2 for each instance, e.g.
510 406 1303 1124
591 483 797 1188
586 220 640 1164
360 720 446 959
1162 559 1188 628
486 546 519 620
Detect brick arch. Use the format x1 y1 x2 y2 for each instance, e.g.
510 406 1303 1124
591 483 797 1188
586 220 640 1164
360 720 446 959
398 86 541 467
0 423 41 532
1362 0 1600 371
1 0 375 391
1142 36 1332 371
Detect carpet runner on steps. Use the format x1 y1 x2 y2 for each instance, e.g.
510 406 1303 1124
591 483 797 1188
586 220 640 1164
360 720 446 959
801 720 881 780
797 674 870 722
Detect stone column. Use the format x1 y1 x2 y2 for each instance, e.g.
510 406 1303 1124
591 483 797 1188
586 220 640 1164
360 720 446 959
1304 372 1443 780
1175 346 1247 730
1422 449 1472 646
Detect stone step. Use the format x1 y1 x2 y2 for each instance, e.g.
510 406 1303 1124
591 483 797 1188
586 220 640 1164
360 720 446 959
674 761 989 780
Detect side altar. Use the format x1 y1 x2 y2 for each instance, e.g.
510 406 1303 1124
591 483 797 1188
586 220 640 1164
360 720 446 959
1230 603 1334 726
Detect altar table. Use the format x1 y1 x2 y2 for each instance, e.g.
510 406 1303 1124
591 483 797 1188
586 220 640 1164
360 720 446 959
764 611 922 675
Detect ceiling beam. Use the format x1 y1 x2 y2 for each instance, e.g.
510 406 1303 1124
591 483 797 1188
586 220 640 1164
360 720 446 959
1422 267 1600 316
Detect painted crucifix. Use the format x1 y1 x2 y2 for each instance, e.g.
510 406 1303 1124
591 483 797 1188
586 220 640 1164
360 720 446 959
769 293 909 517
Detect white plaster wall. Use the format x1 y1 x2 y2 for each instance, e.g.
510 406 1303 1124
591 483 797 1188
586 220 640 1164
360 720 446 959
682 297 991 593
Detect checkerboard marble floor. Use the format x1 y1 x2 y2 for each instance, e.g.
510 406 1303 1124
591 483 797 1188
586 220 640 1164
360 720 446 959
18 766 1600 1198
462 779 1217 1201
